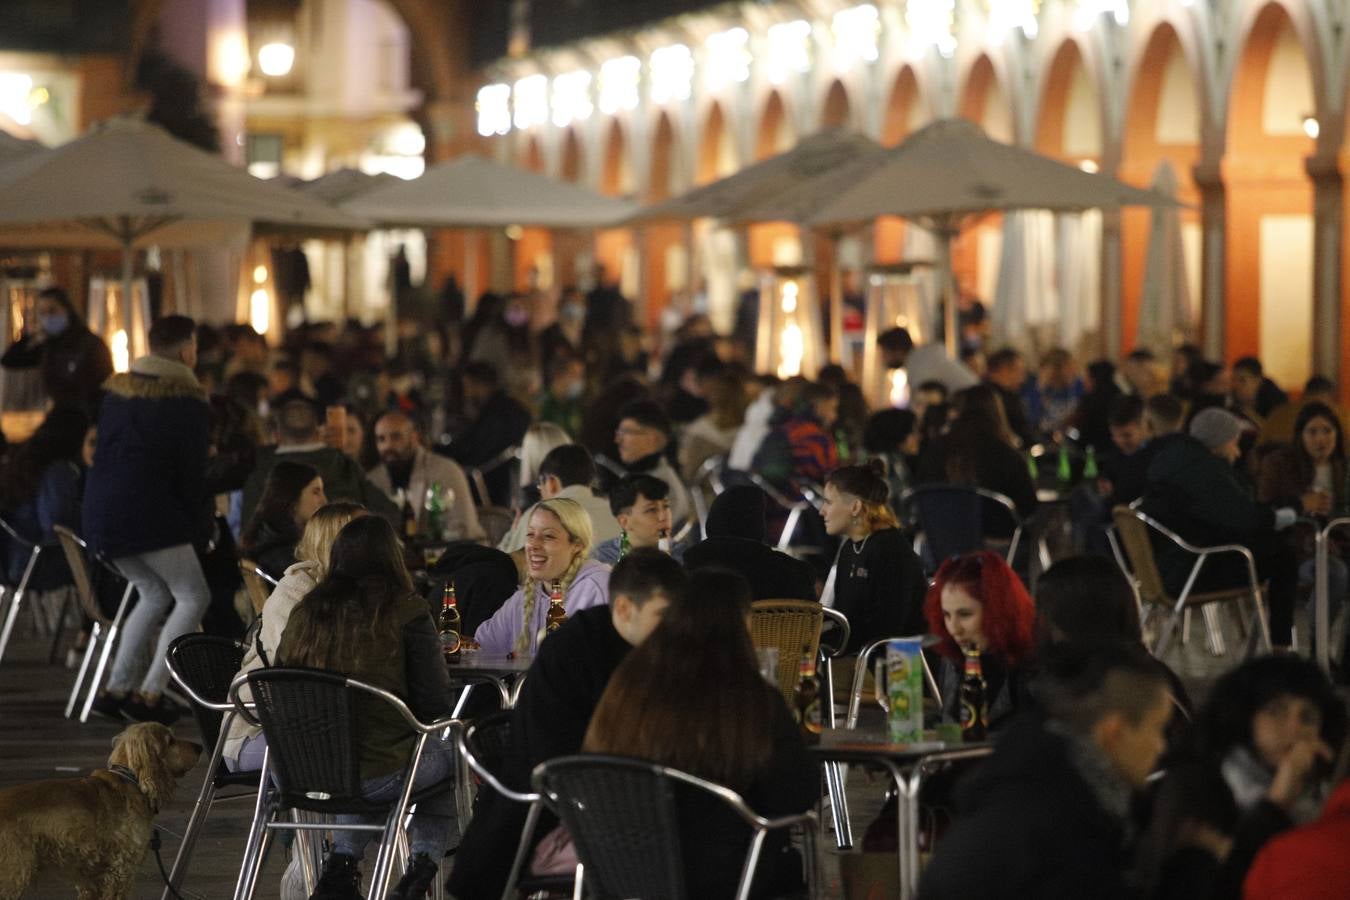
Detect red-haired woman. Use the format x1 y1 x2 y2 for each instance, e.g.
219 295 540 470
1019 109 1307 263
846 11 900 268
924 551 1037 731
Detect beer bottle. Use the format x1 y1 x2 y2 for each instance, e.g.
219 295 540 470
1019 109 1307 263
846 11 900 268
1026 450 1039 481
1082 445 1099 481
545 580 567 633
438 582 462 663
1056 444 1072 487
398 489 417 539
959 647 988 742
424 482 445 541
793 646 823 740
617 529 631 561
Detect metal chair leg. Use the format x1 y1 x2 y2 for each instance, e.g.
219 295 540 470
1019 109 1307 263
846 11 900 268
47 587 76 664
162 763 222 899
78 582 133 722
234 797 273 900
65 621 101 718
0 546 40 666
1181 609 1192 646
1201 604 1227 656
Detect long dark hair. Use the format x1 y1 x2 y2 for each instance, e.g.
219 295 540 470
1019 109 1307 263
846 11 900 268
0 406 90 510
583 568 774 788
1035 555 1142 649
944 385 1014 483
1291 401 1345 474
241 461 318 554
281 515 415 672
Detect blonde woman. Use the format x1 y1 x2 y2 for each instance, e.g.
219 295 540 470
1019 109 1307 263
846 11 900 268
473 497 609 656
519 421 572 492
223 501 367 771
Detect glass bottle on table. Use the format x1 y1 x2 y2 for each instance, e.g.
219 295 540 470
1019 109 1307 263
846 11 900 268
438 582 462 663
959 646 988 742
1056 444 1072 488
1082 445 1099 481
423 481 445 541
793 645 823 740
396 488 417 540
545 579 567 633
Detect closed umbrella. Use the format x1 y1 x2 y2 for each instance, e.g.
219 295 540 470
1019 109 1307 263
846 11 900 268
0 117 368 337
1136 161 1192 356
811 119 1174 355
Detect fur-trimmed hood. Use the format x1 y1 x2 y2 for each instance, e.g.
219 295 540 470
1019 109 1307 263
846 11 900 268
102 355 205 402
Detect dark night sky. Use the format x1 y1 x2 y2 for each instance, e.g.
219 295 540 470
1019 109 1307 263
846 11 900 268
471 0 730 65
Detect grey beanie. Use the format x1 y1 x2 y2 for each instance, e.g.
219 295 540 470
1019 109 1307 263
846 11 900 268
1189 407 1251 451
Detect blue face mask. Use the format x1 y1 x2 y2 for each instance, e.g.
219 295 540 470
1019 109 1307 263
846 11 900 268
39 312 69 336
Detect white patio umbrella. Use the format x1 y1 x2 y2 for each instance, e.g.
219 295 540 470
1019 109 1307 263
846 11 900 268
344 155 636 228
629 130 885 363
1136 161 1193 356
0 130 41 164
0 117 368 337
297 168 402 205
810 118 1175 355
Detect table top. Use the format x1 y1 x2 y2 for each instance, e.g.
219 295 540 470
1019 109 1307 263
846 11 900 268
446 652 533 676
807 728 990 764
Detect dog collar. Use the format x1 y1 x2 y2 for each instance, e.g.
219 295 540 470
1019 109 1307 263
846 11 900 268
108 763 156 812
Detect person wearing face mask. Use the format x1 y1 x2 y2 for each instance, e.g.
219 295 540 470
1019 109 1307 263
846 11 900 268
2 286 113 415
537 354 587 438
538 285 587 366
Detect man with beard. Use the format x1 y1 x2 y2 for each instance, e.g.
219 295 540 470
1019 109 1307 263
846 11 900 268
366 411 484 542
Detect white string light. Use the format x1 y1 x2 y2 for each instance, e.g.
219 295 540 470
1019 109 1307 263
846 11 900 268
650 44 694 105
512 74 548 130
598 56 641 115
906 0 957 59
705 27 751 91
832 5 880 72
476 83 511 136
766 20 812 85
551 70 593 127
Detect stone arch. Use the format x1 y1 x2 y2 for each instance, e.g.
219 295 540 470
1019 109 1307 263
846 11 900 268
1035 40 1103 163
697 102 737 185
1119 22 1203 357
820 80 852 130
956 54 1014 305
1224 1 1317 387
520 135 544 173
875 65 927 264
756 90 793 161
559 127 583 182
597 119 635 309
600 119 633 197
644 111 684 322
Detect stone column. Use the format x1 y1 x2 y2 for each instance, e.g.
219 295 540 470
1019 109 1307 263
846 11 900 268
1099 210 1122 359
1306 154 1343 386
1192 161 1226 361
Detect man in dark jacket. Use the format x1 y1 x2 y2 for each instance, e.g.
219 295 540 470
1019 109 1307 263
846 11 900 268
82 315 210 724
683 485 816 601
1139 407 1303 649
446 550 688 900
447 361 532 507
919 643 1173 900
1 286 112 414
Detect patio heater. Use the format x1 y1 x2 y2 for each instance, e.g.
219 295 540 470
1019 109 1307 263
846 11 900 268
88 275 151 373
754 266 825 379
859 262 934 409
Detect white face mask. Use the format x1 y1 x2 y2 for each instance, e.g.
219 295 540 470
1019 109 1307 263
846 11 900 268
257 399 270 419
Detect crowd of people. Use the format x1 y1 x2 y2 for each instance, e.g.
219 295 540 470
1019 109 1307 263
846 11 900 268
0 280 1347 899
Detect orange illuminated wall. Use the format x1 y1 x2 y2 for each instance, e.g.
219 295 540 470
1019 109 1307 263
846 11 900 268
955 55 1006 300
874 66 924 264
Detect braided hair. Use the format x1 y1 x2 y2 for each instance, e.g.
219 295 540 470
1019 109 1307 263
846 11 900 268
515 497 594 656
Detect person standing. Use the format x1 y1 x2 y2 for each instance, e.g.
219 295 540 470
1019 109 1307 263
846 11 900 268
1 286 112 414
84 315 211 724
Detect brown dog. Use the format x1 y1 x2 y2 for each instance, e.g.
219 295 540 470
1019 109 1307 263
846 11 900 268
0 721 201 900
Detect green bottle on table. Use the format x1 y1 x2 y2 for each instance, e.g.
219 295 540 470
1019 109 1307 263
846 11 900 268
1027 451 1039 481
1082 445 1099 481
1056 445 1072 486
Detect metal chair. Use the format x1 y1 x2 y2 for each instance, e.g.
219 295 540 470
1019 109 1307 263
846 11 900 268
162 635 262 900
747 473 816 553
467 445 521 509
749 599 823 705
228 668 460 900
55 525 136 722
846 637 944 728
238 559 277 617
901 484 1049 575
689 454 727 537
818 608 853 848
1110 506 1271 659
532 754 818 900
0 514 44 666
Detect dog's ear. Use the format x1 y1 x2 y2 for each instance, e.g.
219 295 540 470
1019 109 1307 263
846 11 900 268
109 723 177 811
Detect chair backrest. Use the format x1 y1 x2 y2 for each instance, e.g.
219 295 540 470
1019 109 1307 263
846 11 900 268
476 507 516 548
905 485 1020 563
166 634 245 754
750 599 824 704
243 667 370 813
848 637 944 728
534 755 687 900
53 525 109 627
464 710 513 780
238 559 274 616
1111 506 1168 607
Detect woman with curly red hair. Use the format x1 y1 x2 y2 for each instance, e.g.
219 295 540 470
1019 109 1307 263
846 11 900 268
924 550 1037 731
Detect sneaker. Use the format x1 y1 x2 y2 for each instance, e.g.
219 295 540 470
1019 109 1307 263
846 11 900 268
90 692 126 722
388 853 439 900
280 847 308 900
311 852 363 900
121 695 182 725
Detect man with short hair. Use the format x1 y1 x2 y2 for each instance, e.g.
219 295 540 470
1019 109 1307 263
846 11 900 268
1144 393 1185 439
446 550 689 900
878 326 978 397
985 347 1037 447
498 444 620 554
447 361 532 507
1230 356 1287 426
1116 348 1160 397
241 398 398 526
918 642 1174 899
612 399 691 526
84 315 211 724
592 474 677 564
366 411 484 542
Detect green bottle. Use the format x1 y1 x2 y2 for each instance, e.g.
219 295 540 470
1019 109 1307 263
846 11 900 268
1027 451 1039 481
1082 445 1099 481
1056 445 1072 486
424 482 445 541
617 529 631 560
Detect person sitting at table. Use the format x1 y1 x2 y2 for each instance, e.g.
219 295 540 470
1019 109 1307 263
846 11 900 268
581 568 817 899
366 410 485 543
223 501 366 773
239 460 326 580
682 484 815 602
820 461 928 652
472 497 608 656
275 514 457 900
1257 401 1350 665
923 551 1037 732
498 444 621 562
447 549 689 900
591 474 679 564
1133 655 1346 900
918 642 1174 899
917 383 1038 521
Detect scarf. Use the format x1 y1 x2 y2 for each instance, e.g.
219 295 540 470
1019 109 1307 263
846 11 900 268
131 353 200 387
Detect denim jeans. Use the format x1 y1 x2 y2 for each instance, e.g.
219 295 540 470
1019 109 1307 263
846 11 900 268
107 543 210 696
332 733 458 861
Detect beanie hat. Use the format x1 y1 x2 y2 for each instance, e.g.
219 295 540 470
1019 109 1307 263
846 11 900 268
704 485 768 543
1189 407 1251 451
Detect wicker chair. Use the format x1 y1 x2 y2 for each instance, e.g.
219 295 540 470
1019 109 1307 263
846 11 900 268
238 559 277 617
161 635 260 900
54 526 136 722
1110 506 1270 658
749 599 824 705
532 755 817 900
